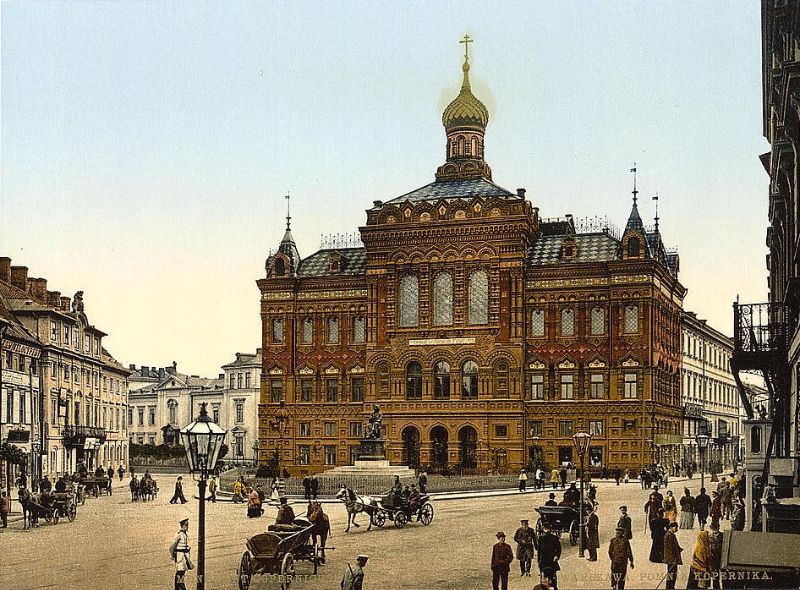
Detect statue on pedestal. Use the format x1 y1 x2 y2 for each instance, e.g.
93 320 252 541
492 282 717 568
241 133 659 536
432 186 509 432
366 404 383 439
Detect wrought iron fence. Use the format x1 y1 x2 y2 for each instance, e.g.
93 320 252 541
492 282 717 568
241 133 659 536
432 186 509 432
733 302 790 353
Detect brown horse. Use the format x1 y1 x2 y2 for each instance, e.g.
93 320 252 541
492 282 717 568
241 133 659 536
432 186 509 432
306 502 330 563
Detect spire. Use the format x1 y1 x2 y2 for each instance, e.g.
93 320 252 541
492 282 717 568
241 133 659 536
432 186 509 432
653 193 660 233
624 164 645 233
266 192 300 277
285 192 291 231
459 34 473 90
630 163 638 205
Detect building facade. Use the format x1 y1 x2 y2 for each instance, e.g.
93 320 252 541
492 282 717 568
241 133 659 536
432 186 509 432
257 44 686 476
0 257 130 478
681 311 743 470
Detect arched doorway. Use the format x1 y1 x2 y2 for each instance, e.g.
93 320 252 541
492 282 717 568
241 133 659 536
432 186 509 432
458 426 478 470
402 426 421 468
430 426 449 472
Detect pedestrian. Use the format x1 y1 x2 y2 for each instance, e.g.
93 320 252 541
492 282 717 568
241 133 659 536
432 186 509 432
302 475 311 501
518 469 528 493
537 522 561 590
513 519 535 577
130 475 139 501
731 497 745 531
662 521 682 590
709 491 722 529
608 527 634 590
686 530 711 589
584 504 600 561
663 490 677 522
107 465 115 482
275 496 295 524
648 508 669 563
208 476 217 503
550 468 560 490
545 493 558 507
695 488 711 531
614 468 621 486
707 522 724 589
169 518 193 590
117 464 125 481
0 490 9 529
170 476 187 504
490 531 514 590
644 485 664 524
559 466 567 488
310 475 319 500
617 506 633 541
341 554 368 590
623 469 629 484
418 471 428 494
679 488 695 530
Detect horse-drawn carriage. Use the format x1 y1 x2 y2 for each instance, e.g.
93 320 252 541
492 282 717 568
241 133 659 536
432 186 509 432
21 490 76 527
534 506 580 546
366 493 434 529
237 518 322 590
52 490 78 522
80 476 112 498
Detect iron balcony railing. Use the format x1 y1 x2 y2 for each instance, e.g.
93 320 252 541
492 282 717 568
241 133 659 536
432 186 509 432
733 302 790 353
61 425 107 446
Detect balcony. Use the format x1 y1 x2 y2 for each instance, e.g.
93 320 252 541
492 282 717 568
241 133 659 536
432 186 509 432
732 302 790 372
62 425 107 446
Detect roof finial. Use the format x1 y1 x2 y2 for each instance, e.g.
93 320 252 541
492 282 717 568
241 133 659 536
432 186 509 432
653 192 660 233
459 34 473 89
285 192 291 231
630 163 638 205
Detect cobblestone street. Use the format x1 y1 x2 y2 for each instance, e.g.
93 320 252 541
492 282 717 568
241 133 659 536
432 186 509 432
0 476 729 589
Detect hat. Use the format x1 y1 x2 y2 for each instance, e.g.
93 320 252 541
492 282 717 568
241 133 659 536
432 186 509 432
496 531 506 538
615 526 625 532
356 554 369 562
520 519 529 523
710 522 720 530
179 518 189 526
619 505 627 511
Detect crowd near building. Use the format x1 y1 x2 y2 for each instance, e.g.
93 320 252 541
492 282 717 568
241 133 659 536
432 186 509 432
257 42 688 476
127 352 260 464
0 257 130 489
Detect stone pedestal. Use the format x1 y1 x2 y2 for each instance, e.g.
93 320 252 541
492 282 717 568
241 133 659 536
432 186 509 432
358 438 386 461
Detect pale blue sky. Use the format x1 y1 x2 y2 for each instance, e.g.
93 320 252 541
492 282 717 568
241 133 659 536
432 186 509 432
1 1 767 375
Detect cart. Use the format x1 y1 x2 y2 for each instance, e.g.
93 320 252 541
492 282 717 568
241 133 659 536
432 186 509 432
534 506 580 546
52 491 77 522
237 518 321 590
368 494 434 529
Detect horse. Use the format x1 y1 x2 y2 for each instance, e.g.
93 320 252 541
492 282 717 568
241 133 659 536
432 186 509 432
335 487 375 532
306 502 331 562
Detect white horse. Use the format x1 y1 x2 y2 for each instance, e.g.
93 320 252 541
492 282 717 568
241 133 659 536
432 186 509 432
335 487 376 532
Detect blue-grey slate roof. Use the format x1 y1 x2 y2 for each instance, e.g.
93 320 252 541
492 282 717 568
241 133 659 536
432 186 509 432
528 232 620 265
385 177 517 204
297 248 367 277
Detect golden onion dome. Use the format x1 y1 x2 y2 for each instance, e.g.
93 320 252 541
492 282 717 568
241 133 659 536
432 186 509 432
442 59 489 131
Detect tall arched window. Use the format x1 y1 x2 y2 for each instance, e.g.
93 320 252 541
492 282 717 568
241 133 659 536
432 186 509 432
468 270 489 325
561 308 575 336
434 361 450 399
398 275 419 327
461 360 478 399
627 237 641 257
590 307 605 335
406 362 422 399
433 272 453 325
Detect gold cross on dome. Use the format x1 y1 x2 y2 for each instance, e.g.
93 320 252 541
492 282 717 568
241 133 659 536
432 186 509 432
460 34 473 61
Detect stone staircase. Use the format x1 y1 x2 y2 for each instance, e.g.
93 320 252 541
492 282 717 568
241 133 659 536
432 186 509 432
323 459 416 477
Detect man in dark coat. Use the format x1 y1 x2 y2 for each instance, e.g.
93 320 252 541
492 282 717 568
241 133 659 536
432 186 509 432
418 471 428 494
490 531 514 590
708 522 724 589
563 482 580 507
559 466 568 488
648 508 669 563
585 505 600 561
513 519 536 576
644 486 664 523
309 476 319 500
695 487 711 531
302 476 311 501
170 476 187 504
710 491 722 529
537 523 561 590
275 496 295 525
608 527 634 590
617 506 633 540
663 521 682 590
544 493 558 507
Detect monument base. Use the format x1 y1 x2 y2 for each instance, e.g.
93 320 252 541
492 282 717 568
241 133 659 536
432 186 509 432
323 437 415 476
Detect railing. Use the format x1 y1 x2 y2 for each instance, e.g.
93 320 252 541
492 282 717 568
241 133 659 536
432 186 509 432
733 302 790 353
62 425 107 446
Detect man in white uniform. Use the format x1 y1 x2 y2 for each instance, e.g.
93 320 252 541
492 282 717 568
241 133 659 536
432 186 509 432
341 554 369 590
170 518 192 590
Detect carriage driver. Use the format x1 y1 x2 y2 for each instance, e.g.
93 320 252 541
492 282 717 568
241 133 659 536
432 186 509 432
169 518 193 590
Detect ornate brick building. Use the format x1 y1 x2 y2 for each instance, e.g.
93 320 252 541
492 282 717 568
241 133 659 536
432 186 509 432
257 42 685 476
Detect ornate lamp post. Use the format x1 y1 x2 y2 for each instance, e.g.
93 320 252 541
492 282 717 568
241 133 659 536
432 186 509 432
271 401 289 476
252 439 260 467
572 431 592 558
180 403 226 590
696 433 709 490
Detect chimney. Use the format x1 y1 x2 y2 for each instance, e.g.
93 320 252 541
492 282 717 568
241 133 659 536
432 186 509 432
60 296 71 312
218 373 224 380
47 291 61 306
516 188 526 198
10 266 28 290
129 364 136 370
142 366 149 377
158 368 165 379
28 278 48 302
0 257 10 283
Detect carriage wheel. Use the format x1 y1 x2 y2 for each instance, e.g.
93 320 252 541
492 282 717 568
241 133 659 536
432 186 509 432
53 511 59 525
44 512 52 523
280 553 295 590
371 511 386 528
67 506 76 522
419 503 434 525
569 520 578 546
394 511 408 529
535 517 543 536
237 552 252 590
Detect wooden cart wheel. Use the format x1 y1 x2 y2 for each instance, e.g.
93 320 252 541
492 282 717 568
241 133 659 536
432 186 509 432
52 511 59 525
419 503 434 525
569 520 578 546
237 552 252 590
394 510 408 529
371 510 386 528
67 504 76 522
44 512 52 523
280 552 295 590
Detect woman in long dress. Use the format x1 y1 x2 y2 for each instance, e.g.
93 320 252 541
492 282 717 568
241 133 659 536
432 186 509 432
687 530 711 589
679 487 695 530
648 508 670 563
663 489 678 523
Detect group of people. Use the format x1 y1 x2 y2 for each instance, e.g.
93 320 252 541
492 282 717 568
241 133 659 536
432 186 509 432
131 471 158 502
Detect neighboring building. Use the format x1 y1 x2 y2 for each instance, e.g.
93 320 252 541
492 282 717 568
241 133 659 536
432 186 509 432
257 42 686 476
0 257 130 477
731 1 800 532
681 311 743 470
127 354 260 465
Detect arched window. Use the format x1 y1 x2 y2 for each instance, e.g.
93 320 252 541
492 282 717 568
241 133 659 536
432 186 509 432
327 317 339 343
471 137 478 157
590 307 605 335
627 237 640 257
274 258 286 277
398 275 419 327
433 272 453 325
301 317 313 344
461 360 478 399
352 315 365 343
561 308 575 336
167 400 177 424
751 425 762 454
624 304 639 333
468 270 489 325
272 318 284 343
457 136 465 155
434 361 450 399
406 362 422 399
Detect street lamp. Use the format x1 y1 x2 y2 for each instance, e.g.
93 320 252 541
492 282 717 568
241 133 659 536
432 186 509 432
180 403 227 590
573 431 592 558
252 439 260 467
696 433 709 490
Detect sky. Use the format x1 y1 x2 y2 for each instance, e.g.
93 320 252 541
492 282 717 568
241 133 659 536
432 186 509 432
1 1 768 377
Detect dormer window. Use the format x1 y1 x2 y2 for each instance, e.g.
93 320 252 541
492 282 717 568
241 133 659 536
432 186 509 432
561 238 577 260
328 252 342 273
627 237 641 257
274 258 286 277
